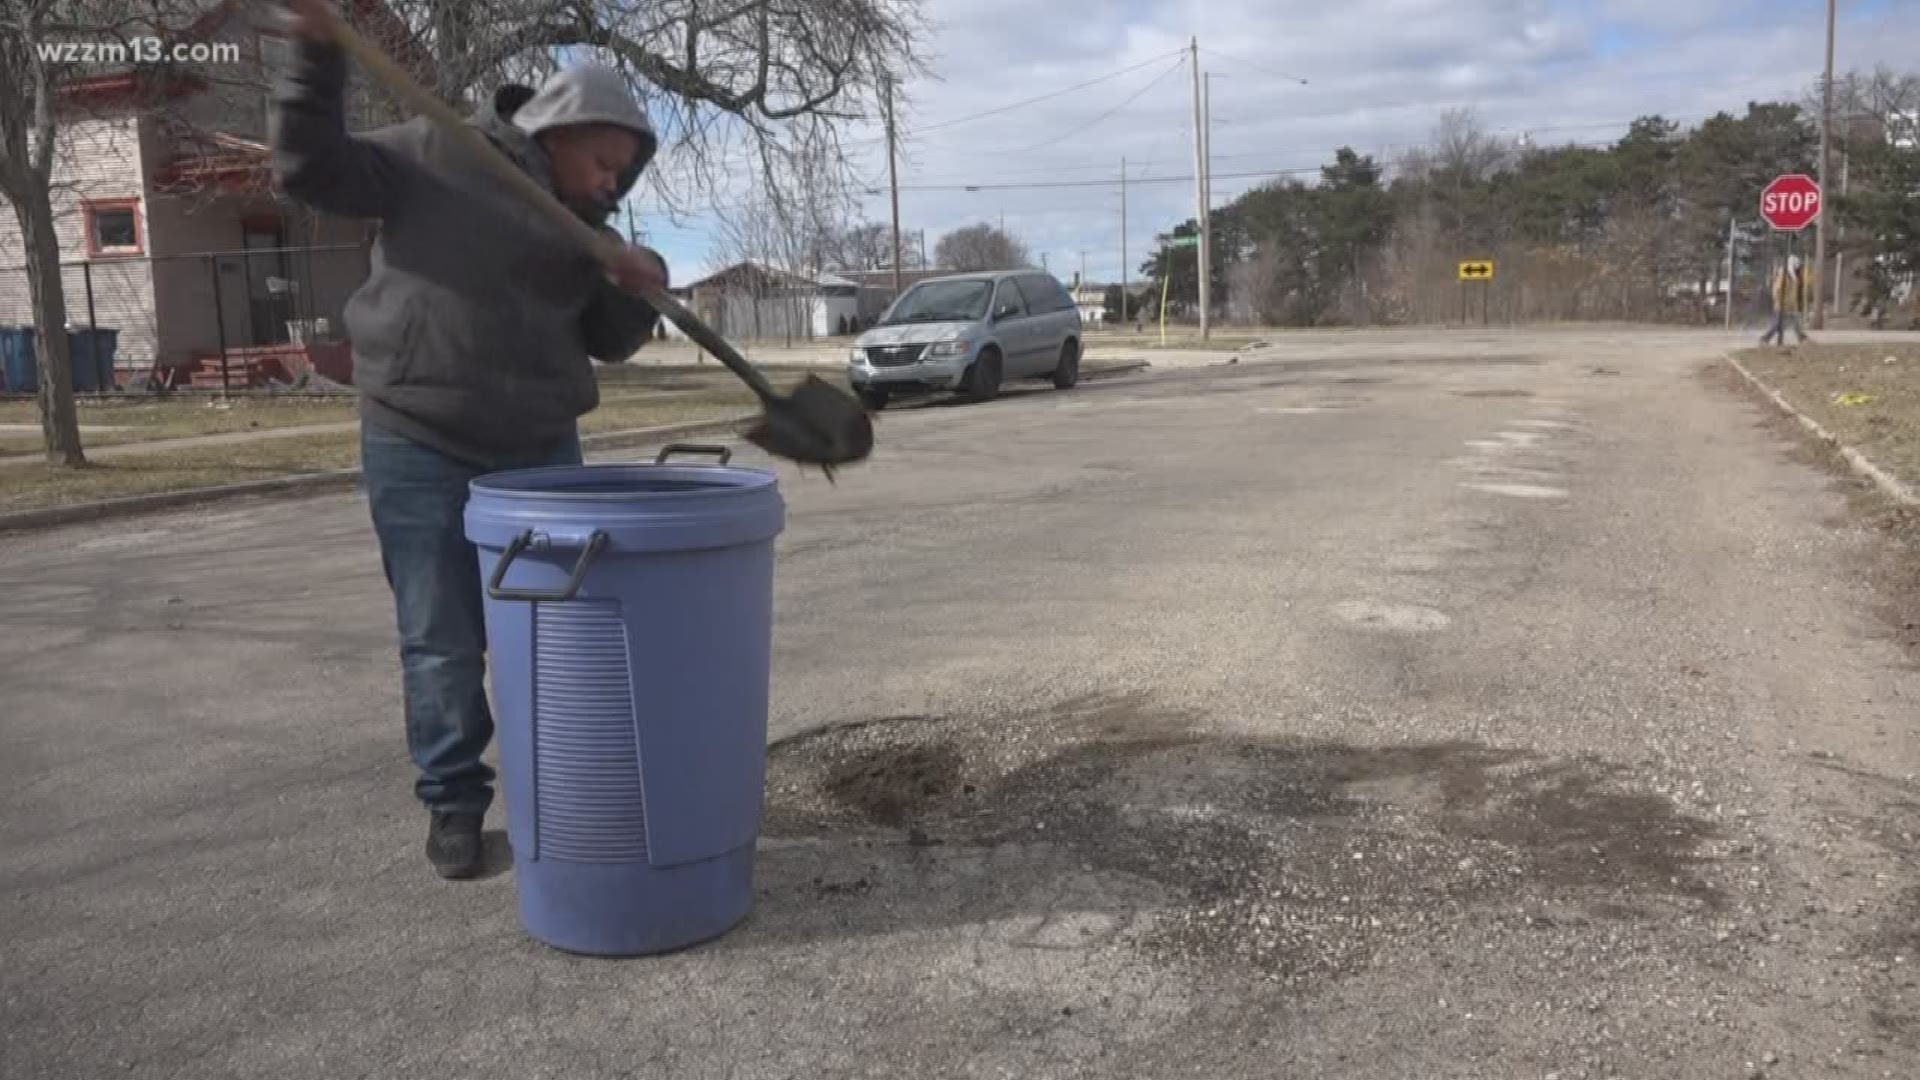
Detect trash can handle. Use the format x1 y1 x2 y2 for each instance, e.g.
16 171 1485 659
486 529 609 603
655 443 732 465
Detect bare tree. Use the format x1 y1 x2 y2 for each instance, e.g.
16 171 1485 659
819 221 881 270
934 222 1030 272
0 0 204 464
1431 108 1511 182
712 142 854 342
372 0 928 222
1808 66 1920 146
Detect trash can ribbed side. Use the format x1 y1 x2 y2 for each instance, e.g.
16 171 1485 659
465 457 784 957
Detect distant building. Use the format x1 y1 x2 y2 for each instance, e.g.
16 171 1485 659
0 0 429 387
829 268 949 326
1069 283 1108 324
666 261 861 341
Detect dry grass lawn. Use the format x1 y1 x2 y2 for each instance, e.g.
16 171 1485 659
0 364 835 457
0 397 357 456
0 393 756 514
0 433 360 514
1737 343 1920 488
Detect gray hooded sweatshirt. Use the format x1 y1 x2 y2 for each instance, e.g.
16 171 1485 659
268 40 664 467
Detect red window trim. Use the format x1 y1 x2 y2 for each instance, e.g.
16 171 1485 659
82 197 145 258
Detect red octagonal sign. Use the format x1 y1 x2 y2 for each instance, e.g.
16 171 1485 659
1760 173 1822 232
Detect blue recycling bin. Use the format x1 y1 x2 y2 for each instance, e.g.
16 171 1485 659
0 327 32 393
68 327 120 392
0 326 120 392
464 445 785 956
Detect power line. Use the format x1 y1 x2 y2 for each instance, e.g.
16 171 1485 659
1199 48 1309 86
988 55 1189 155
881 49 1186 141
626 102 1765 223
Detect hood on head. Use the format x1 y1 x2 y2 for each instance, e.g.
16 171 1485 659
489 63 657 224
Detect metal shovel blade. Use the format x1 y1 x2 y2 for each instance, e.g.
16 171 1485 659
742 374 875 471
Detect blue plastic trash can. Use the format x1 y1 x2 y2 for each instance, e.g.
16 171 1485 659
68 327 120 392
464 444 785 956
0 327 121 392
0 327 33 393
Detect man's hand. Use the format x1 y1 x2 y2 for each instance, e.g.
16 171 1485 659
607 245 668 296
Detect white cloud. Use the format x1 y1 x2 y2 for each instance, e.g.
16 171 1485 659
640 0 1920 283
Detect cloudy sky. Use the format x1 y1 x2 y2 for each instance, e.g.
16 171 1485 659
631 0 1919 287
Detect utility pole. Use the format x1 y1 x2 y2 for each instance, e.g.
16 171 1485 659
1204 72 1217 332
1120 157 1128 324
1725 216 1737 331
1189 38 1210 339
1813 0 1836 329
1079 250 1086 288
885 75 902 295
1834 149 1850 313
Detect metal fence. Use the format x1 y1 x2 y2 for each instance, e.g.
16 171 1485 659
0 242 370 391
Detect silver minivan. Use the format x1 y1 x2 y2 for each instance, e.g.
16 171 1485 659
848 270 1083 409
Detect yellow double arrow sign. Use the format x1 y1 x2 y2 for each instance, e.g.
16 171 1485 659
1458 260 1495 282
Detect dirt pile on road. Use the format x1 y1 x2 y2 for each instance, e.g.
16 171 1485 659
765 692 1723 986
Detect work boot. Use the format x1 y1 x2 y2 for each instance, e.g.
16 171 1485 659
426 810 485 879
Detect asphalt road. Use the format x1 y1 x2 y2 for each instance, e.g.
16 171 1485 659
5 328 1920 1079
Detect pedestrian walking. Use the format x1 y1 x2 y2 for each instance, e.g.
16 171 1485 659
1761 255 1813 347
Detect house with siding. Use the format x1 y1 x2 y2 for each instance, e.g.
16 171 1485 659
0 0 430 387
668 261 863 341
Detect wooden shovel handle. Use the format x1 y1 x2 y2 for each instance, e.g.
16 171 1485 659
294 1 784 405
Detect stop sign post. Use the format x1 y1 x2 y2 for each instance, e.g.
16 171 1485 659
1761 174 1822 232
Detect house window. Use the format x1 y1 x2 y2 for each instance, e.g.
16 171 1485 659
83 198 143 257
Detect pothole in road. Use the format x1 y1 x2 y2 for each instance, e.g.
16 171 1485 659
762 694 1723 985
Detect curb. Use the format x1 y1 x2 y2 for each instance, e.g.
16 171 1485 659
1725 352 1920 506
0 412 758 535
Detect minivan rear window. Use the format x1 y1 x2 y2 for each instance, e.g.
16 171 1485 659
1015 274 1070 314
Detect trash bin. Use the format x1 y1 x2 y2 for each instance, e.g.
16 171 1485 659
0 326 121 392
68 327 120 392
0 327 32 393
465 444 785 956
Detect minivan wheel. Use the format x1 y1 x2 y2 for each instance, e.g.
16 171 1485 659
1052 340 1080 389
857 387 889 411
963 349 1002 403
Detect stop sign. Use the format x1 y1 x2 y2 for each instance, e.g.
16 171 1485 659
1760 173 1822 231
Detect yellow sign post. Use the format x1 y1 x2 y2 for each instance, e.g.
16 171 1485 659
1457 260 1495 325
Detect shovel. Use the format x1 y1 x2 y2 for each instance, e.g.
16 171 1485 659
290 1 874 475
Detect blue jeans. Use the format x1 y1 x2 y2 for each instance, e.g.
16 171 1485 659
361 422 583 813
1761 312 1807 345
